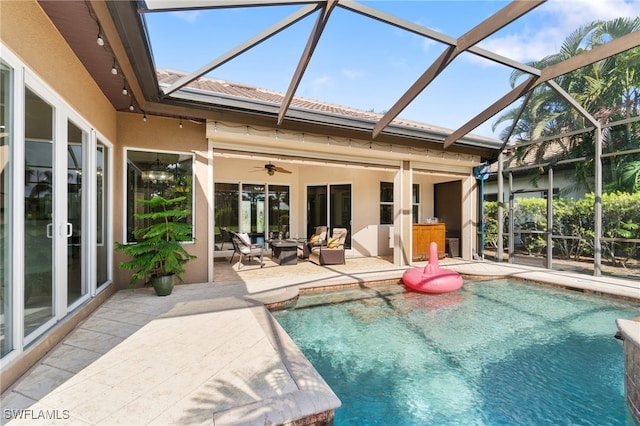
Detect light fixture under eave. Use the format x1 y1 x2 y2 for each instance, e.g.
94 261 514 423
143 112 147 122
122 83 128 96
111 59 118 75
141 153 174 183
96 32 104 46
129 101 134 111
179 119 183 129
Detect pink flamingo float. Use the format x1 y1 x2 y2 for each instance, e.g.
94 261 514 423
402 241 463 294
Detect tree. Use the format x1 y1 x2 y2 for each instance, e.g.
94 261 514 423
494 17 640 194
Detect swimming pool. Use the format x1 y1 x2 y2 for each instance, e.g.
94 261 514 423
272 278 640 425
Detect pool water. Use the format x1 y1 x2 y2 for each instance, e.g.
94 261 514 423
271 279 640 425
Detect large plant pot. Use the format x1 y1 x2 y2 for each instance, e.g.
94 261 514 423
151 274 175 296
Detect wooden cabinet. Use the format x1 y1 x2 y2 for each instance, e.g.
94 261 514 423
412 223 446 260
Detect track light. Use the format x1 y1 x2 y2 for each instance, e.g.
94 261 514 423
179 119 183 129
111 59 117 75
129 101 134 111
96 32 104 46
143 112 147 122
121 84 128 96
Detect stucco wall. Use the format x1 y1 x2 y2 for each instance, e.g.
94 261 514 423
114 113 209 287
0 0 117 142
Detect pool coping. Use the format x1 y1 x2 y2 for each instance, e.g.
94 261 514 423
211 305 341 425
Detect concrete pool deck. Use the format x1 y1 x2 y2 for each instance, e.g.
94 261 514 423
2 257 639 425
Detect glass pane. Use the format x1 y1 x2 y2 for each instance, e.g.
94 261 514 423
126 150 194 243
306 185 327 238
214 182 239 250
67 121 85 306
380 182 393 203
380 205 393 225
241 184 265 244
96 142 109 287
1 62 12 357
268 184 290 237
330 184 351 249
412 184 419 203
24 88 54 336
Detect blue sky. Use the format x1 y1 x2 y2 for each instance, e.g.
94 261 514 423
144 0 640 139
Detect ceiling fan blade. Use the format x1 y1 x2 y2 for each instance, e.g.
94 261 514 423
274 166 292 174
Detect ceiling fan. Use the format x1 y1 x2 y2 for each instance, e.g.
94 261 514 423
254 162 292 176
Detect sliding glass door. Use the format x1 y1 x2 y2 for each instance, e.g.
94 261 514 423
2 53 112 360
214 183 290 246
307 184 351 248
66 121 86 307
23 88 91 340
23 88 55 336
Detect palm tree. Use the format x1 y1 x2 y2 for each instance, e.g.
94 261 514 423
494 17 640 194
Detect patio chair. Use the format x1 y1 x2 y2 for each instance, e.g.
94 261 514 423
309 228 347 265
219 227 232 250
300 225 327 258
230 231 265 268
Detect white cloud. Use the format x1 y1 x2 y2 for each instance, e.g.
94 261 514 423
310 75 333 93
422 37 438 52
472 0 640 65
341 68 363 80
170 10 201 24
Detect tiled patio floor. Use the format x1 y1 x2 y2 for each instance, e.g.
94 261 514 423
2 255 639 425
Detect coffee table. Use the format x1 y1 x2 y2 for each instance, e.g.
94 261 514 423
270 240 299 265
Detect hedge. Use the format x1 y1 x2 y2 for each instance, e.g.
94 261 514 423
483 191 640 266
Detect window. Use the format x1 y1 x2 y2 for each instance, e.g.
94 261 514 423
214 183 290 247
125 150 194 243
380 182 420 224
380 182 393 224
412 184 420 224
269 184 290 236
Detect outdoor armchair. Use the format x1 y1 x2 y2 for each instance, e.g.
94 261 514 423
300 225 327 258
309 227 347 265
230 231 265 268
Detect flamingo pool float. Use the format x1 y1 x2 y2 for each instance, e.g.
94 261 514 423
402 241 463 294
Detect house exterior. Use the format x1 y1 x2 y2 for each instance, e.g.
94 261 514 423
0 0 502 390
484 141 589 202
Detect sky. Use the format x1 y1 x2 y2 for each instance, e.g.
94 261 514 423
143 0 640 139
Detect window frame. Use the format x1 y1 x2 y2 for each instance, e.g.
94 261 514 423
123 148 195 244
380 181 394 225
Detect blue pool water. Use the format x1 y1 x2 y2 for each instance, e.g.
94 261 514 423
271 279 640 425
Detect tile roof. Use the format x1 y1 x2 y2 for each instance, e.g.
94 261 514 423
156 69 471 137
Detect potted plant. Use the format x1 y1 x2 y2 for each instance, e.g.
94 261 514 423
115 195 196 296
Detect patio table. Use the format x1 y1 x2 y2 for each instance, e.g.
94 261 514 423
269 240 299 265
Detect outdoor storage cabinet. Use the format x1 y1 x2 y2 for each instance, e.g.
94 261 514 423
412 223 446 260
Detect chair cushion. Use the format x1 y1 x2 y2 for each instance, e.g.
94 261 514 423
238 233 252 246
327 237 340 248
309 234 321 244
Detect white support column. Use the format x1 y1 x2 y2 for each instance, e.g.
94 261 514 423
594 127 603 277
207 139 215 283
497 153 504 262
461 175 477 260
393 160 412 266
546 167 553 269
